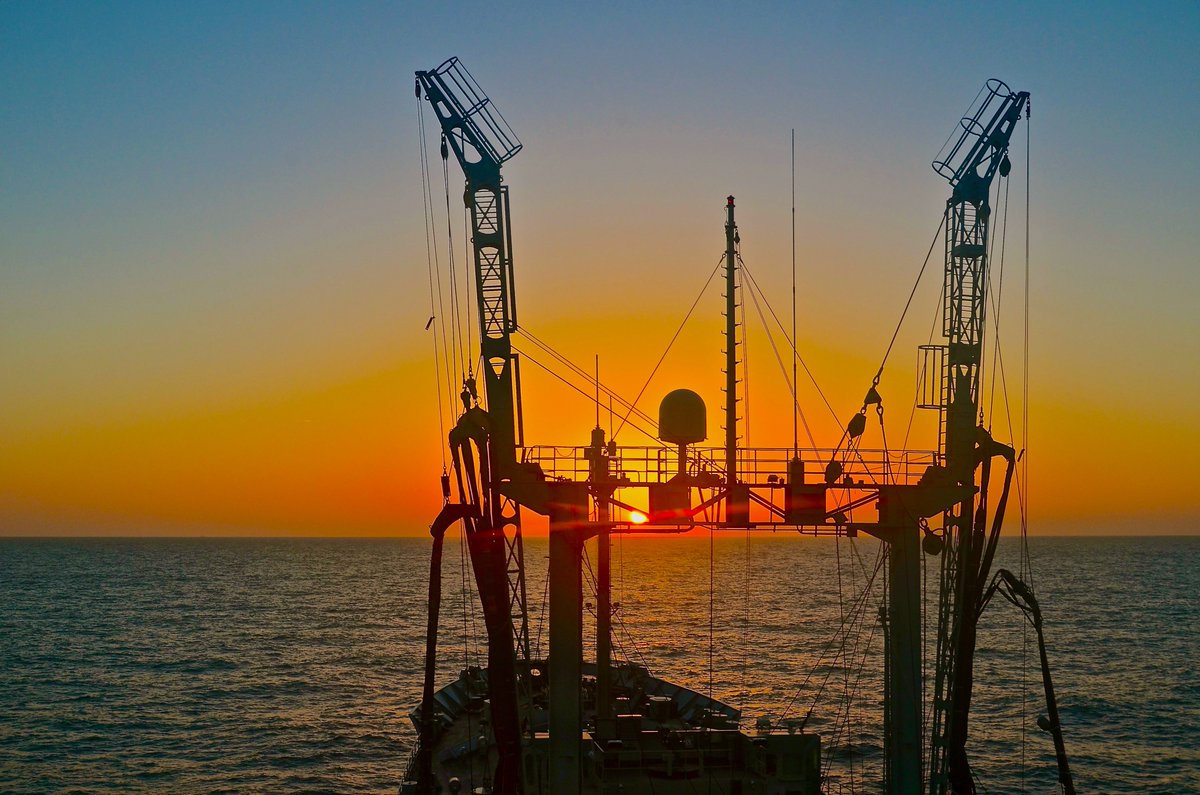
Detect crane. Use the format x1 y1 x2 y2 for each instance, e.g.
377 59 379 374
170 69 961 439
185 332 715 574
924 79 1030 795
415 57 544 795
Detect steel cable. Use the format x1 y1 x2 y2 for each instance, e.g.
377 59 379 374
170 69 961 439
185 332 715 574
612 255 725 440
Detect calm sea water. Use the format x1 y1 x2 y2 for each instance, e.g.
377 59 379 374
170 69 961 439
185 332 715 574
1 535 1196 793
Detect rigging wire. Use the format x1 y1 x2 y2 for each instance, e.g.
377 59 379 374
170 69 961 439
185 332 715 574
987 175 1012 427
698 508 718 795
418 101 458 431
811 544 887 789
459 527 481 669
738 254 890 491
417 100 449 470
878 401 893 485
582 543 649 670
740 257 817 448
518 327 659 431
709 524 715 705
534 552 550 658
835 536 851 788
462 200 474 373
458 524 479 790
1021 112 1035 591
922 528 929 753
603 592 641 669
824 558 883 791
618 530 625 654
613 255 725 440
777 544 886 726
978 172 1000 427
1020 110 1033 789
840 535 878 792
740 526 750 717
513 346 663 444
933 82 990 168
873 215 947 386
740 256 750 447
978 166 1007 429
738 260 840 426
901 290 944 452
821 606 881 791
516 326 660 432
987 246 1020 457
584 532 668 676
441 147 464 389
974 129 1037 793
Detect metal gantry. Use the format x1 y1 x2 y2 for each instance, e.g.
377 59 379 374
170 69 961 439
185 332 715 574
415 61 1059 795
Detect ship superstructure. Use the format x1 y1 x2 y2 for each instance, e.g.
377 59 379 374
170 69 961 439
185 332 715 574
406 58 1073 795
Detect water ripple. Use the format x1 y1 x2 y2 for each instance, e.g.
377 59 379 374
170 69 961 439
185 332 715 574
1 536 1196 793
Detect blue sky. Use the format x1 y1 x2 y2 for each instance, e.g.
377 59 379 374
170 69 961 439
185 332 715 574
2 1 1197 533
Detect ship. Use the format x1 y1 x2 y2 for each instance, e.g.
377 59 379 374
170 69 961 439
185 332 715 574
403 58 1075 795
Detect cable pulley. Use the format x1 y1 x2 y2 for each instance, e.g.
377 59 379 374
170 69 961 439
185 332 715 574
847 412 867 440
922 520 944 556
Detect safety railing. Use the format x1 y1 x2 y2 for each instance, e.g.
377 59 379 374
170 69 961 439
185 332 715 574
520 445 938 489
429 57 522 164
932 78 1013 185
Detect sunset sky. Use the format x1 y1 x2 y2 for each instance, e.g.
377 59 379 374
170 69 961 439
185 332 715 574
3 2 1197 536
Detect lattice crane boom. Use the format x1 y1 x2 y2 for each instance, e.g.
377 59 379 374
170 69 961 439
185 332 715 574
415 57 533 795
926 79 1029 795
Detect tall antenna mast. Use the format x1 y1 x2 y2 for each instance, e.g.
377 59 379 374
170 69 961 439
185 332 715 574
791 129 798 454
724 196 739 486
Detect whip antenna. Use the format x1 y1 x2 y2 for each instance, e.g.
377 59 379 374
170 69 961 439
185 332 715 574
791 128 799 454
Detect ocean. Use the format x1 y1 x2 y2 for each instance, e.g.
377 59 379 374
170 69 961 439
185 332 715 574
1 535 1196 793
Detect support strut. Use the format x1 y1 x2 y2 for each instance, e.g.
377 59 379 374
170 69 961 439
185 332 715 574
981 570 1076 795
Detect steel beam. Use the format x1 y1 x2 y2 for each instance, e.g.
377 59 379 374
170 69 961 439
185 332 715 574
548 483 588 795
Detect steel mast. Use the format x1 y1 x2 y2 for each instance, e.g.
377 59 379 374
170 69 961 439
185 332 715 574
925 80 1029 795
724 196 740 487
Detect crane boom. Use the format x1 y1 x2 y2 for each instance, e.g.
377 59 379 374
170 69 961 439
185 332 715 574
416 57 532 659
926 80 1029 795
416 57 533 795
417 57 523 471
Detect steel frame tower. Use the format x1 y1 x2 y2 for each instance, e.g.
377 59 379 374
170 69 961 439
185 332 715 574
416 57 535 795
417 57 531 662
926 80 1028 795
